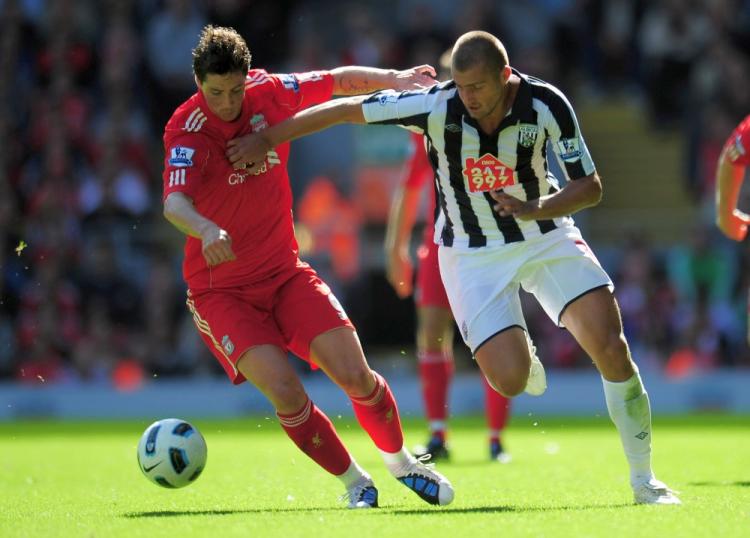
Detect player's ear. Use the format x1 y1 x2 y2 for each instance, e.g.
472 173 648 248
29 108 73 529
194 74 202 90
501 65 512 83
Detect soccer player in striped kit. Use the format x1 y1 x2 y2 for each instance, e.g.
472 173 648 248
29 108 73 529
231 31 681 505
162 25 454 508
386 49 513 463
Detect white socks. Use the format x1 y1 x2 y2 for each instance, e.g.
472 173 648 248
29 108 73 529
379 447 415 477
336 460 371 489
601 370 655 486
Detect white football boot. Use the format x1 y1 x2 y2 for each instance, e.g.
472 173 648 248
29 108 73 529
524 338 547 396
341 478 379 508
394 455 455 506
632 478 681 505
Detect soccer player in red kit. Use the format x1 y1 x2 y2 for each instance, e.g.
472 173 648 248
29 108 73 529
716 114 750 242
715 114 750 345
161 25 454 508
387 131 512 462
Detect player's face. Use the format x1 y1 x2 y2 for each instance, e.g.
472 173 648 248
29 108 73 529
453 63 507 121
197 71 246 122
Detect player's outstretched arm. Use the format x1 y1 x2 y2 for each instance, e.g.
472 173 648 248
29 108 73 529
715 147 750 241
490 172 602 220
330 65 436 95
227 96 369 170
164 192 236 267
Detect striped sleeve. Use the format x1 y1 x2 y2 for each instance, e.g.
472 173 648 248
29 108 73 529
539 85 595 181
362 83 450 134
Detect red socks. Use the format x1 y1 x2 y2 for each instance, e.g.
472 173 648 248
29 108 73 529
418 351 454 427
350 371 404 453
483 374 511 433
277 398 351 476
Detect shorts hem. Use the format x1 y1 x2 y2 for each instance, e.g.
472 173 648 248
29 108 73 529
556 283 613 326
472 324 526 356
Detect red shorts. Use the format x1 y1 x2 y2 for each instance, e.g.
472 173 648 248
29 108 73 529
186 262 353 384
414 240 450 309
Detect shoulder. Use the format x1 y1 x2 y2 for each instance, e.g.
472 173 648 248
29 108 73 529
523 74 571 110
164 94 211 138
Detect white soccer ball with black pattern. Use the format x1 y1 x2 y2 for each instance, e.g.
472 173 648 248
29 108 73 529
137 418 207 488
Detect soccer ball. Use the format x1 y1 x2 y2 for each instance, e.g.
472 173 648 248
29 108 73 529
136 418 207 488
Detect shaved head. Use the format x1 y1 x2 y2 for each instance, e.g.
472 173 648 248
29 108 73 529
451 31 509 74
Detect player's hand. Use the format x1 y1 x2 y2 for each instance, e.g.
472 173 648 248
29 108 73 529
490 190 537 220
386 248 414 298
199 224 236 267
717 209 750 241
392 65 437 91
226 133 272 170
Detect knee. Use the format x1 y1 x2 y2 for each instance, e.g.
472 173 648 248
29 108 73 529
485 368 526 398
268 379 308 412
332 365 375 397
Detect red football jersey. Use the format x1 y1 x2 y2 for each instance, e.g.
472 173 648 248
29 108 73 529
403 132 437 244
162 69 334 289
724 114 750 166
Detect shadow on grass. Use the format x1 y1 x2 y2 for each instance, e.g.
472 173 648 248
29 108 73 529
688 481 750 487
383 503 633 515
124 502 634 518
123 507 337 518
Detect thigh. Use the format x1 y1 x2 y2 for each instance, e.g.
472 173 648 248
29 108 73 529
474 325 533 395
519 229 613 327
561 287 635 380
439 244 526 353
309 326 375 397
236 344 308 414
273 264 354 364
187 289 285 385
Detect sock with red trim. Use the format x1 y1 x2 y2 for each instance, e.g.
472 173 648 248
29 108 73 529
350 371 404 453
277 398 353 476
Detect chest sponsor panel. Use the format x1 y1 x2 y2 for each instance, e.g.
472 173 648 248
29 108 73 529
462 153 516 193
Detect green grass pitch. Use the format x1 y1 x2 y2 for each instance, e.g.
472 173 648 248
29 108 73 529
1 415 748 537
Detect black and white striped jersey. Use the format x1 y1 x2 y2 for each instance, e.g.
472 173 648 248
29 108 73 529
362 69 596 249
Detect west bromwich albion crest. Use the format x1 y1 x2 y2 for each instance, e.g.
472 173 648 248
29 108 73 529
518 124 538 148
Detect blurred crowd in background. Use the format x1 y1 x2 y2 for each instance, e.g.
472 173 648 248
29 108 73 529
1 0 749 388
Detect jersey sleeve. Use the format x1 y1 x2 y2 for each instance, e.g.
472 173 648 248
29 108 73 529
403 132 433 189
162 134 209 201
269 70 334 114
362 83 450 134
542 86 596 181
724 115 750 166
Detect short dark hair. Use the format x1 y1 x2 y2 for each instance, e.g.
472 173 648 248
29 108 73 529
451 31 508 74
192 25 251 82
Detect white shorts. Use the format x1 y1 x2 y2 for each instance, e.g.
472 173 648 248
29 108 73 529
438 225 613 354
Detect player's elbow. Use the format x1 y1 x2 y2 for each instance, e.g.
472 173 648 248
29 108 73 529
585 173 603 207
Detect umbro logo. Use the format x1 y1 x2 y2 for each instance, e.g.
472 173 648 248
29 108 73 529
635 431 649 440
445 123 462 133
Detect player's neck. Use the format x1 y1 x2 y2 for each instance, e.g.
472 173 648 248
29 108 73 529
477 76 519 135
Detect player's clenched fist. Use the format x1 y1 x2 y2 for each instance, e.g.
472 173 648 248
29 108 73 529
226 133 272 171
199 224 236 267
